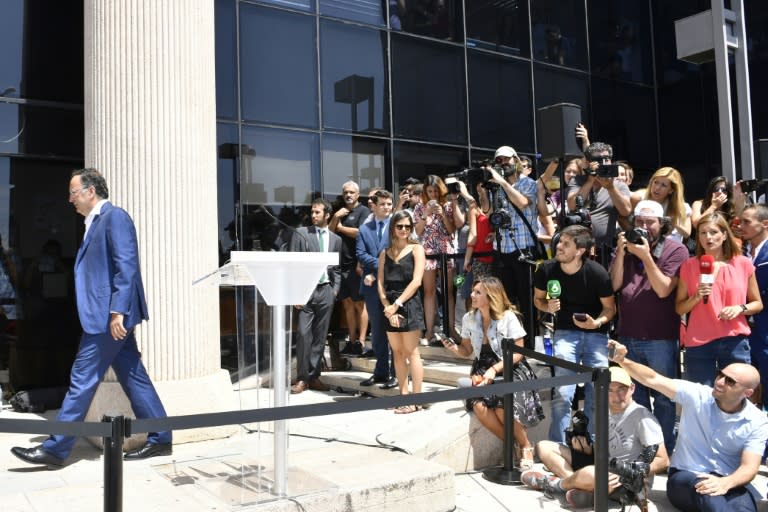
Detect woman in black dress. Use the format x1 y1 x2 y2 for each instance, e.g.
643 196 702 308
378 210 426 413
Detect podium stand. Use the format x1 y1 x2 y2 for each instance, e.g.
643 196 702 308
196 250 338 498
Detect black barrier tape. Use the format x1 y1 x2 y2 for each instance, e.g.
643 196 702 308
0 344 600 438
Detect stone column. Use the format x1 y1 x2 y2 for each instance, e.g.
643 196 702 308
83 0 236 444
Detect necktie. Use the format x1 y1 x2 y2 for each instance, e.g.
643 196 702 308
318 229 327 284
377 221 384 242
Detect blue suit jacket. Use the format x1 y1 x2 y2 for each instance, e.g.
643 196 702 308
355 218 389 297
75 201 149 334
752 242 768 339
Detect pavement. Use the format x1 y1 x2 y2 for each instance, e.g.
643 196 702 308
1 375 768 511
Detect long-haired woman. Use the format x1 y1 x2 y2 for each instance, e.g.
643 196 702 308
440 276 544 468
413 174 456 343
676 212 762 385
631 167 691 242
378 210 427 412
691 176 745 228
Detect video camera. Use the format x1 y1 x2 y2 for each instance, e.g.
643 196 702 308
741 179 768 194
450 160 515 189
561 196 592 229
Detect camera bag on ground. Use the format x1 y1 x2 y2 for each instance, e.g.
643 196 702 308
9 386 67 413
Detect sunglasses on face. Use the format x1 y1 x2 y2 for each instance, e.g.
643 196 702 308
715 370 738 387
395 224 413 231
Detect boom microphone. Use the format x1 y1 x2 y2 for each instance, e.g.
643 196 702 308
700 255 715 304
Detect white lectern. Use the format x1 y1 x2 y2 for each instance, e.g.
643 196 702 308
199 250 338 497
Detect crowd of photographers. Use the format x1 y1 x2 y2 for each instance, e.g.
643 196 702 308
293 122 768 510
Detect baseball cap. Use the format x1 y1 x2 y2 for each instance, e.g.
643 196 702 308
494 146 518 160
633 199 664 219
609 367 633 386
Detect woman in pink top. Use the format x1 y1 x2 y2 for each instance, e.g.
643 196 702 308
675 212 763 385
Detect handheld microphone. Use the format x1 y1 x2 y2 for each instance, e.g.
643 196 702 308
699 255 715 304
547 280 562 300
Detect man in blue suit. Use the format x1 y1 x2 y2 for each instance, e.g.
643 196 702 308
355 189 396 388
11 168 172 467
742 204 768 410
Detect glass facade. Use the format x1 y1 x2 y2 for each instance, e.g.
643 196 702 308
213 0 768 255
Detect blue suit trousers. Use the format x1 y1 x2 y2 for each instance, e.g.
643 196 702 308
43 330 171 459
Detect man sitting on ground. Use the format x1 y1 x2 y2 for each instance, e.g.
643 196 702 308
522 366 669 509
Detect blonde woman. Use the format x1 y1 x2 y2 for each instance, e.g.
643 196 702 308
631 167 691 243
441 276 544 468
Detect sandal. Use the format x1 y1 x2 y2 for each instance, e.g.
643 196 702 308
394 404 421 414
519 447 535 470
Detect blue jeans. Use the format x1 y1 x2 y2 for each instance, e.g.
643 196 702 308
548 329 608 443
667 468 760 512
685 335 751 386
622 338 679 454
750 327 768 410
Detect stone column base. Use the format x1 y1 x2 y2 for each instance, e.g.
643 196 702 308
85 369 238 451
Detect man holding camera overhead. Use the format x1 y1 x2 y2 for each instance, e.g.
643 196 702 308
567 141 632 267
485 145 538 348
609 200 688 455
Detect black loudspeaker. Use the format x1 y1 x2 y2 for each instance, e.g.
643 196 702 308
756 139 768 180
537 103 583 160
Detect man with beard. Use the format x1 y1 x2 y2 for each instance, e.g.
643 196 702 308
609 200 688 454
533 224 615 442
330 181 370 356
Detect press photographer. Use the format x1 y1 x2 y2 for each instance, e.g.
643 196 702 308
609 200 688 455
483 145 539 349
567 141 632 267
522 366 669 510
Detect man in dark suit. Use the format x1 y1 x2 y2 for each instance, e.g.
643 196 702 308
355 189 396 389
741 204 768 410
289 198 342 394
11 168 171 467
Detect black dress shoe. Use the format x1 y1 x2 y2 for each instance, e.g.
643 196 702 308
124 442 172 460
11 446 65 468
361 349 376 358
379 377 398 389
360 375 388 386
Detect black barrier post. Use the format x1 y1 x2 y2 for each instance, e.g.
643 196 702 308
593 368 610 511
103 415 125 512
482 338 522 485
439 253 450 339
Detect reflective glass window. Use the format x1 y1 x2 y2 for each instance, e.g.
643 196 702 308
217 123 239 264
215 0 237 120
588 0 653 85
0 1 83 103
320 21 389 135
0 103 83 158
320 0 384 26
248 0 314 12
322 134 388 197
391 0 463 42
530 0 587 70
239 126 319 249
465 0 530 57
391 35 466 144
533 64 589 122
393 142 467 184
240 5 318 128
590 79 657 175
468 51 533 152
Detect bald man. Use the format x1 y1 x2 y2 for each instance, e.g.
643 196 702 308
609 340 768 512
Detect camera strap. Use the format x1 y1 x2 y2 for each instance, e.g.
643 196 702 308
506 199 546 257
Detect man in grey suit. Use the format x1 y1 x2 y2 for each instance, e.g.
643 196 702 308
289 198 342 394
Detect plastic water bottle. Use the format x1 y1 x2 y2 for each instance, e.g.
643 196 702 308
543 333 553 357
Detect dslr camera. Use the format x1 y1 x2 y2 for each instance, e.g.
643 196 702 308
625 227 651 245
564 410 591 448
561 195 592 229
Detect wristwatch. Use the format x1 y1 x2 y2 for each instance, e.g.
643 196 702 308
395 299 404 308
740 304 748 314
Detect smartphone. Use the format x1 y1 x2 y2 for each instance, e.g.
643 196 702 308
573 312 587 322
607 344 616 360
